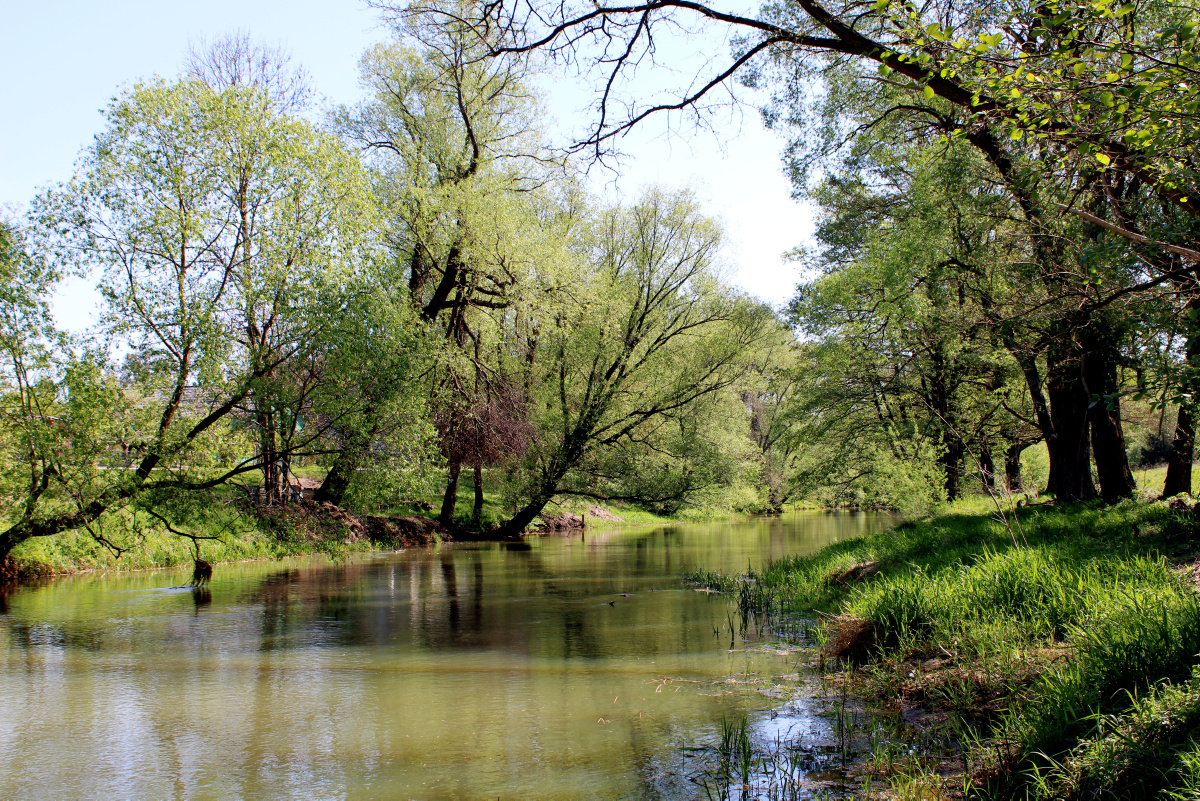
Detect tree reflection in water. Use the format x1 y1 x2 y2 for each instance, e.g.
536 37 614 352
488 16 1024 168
0 512 896 799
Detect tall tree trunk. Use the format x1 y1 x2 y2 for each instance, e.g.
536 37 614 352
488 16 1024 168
472 463 484 530
1164 401 1196 498
939 440 964 501
259 409 283 504
1164 324 1200 497
979 443 996 492
1081 322 1136 502
314 420 380 507
494 454 578 538
314 457 353 507
1006 347 1058 497
930 346 962 501
281 452 292 505
1004 443 1025 494
438 460 461 526
1044 339 1097 501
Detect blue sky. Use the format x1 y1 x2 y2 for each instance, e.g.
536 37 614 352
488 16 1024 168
2 0 812 324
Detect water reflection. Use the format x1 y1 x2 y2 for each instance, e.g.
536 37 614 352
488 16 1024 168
191 587 212 609
0 512 893 799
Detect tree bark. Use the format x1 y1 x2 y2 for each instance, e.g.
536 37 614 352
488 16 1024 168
1081 322 1136 502
494 451 578 538
1164 322 1200 497
1044 339 1097 501
1010 349 1053 443
1004 443 1025 494
979 443 996 492
472 463 484 530
314 454 353 507
495 491 552 538
929 345 962 501
314 419 381 507
940 440 964 501
438 460 462 526
259 416 280 504
1163 401 1196 498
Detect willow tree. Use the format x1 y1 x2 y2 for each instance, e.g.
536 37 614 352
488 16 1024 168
338 5 577 519
494 189 775 535
308 270 441 509
0 219 72 568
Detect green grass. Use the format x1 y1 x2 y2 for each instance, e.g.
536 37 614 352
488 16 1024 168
681 568 738 593
1043 667 1200 800
1131 460 1200 499
7 464 740 579
709 495 1200 798
7 485 375 578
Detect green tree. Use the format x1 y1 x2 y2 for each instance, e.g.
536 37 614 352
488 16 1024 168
0 218 71 567
9 75 375 560
737 327 804 511
783 132 1058 506
339 8 578 521
430 0 1192 501
494 189 775 535
309 270 441 509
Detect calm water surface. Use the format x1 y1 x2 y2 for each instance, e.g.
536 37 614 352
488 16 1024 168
0 512 892 799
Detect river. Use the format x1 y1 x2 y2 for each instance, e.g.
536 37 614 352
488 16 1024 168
0 511 893 799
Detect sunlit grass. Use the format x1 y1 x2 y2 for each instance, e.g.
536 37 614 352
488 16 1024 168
8 495 372 577
705 496 1200 797
1132 460 1200 498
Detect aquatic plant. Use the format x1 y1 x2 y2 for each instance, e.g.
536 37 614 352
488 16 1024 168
695 497 1200 797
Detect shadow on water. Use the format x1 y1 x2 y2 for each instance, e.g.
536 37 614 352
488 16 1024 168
501 540 533 551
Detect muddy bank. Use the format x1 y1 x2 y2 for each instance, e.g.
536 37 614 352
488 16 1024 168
530 504 625 532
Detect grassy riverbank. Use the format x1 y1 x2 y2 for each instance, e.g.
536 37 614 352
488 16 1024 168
7 493 378 578
698 496 1200 798
4 469 736 579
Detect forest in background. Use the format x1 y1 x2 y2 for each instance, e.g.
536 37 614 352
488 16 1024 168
2 0 1199 571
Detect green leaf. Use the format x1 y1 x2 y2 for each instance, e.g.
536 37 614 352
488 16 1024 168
980 32 1003 48
1011 128 1024 140
1096 153 1112 165
924 85 936 99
